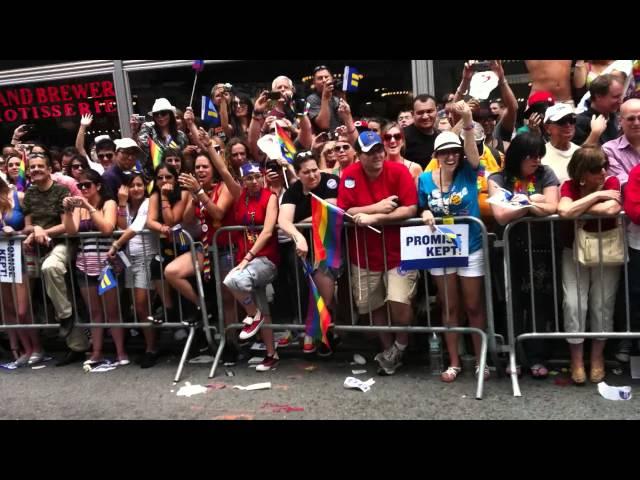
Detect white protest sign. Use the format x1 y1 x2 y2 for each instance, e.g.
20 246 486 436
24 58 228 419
0 239 22 284
469 71 499 100
400 224 469 270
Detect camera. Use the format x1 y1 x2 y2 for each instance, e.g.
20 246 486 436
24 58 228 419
222 83 232 92
328 80 343 90
267 91 282 101
473 61 492 71
266 160 280 173
133 114 146 123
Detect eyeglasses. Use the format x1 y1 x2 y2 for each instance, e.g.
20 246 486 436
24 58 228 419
553 115 577 126
623 115 640 123
589 161 609 173
97 153 114 160
383 133 403 142
157 175 174 181
333 145 351 152
153 110 171 117
71 164 83 170
76 181 93 190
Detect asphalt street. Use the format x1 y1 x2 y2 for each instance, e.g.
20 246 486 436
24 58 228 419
1 340 639 420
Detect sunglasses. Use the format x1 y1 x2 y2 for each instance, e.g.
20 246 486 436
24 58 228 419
153 110 171 117
71 164 84 170
383 133 403 142
76 181 93 190
97 153 114 160
624 115 640 123
333 145 351 152
589 161 609 173
553 115 577 126
313 65 329 74
28 153 46 159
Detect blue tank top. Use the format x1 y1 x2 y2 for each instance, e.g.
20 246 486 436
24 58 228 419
2 190 24 231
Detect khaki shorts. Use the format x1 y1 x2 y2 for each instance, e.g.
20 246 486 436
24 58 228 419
350 264 418 314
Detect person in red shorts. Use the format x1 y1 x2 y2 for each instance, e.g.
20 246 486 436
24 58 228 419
337 131 418 375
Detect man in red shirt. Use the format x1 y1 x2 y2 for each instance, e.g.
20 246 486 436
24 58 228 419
338 131 418 375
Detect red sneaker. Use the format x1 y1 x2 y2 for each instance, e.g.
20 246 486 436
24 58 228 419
239 310 263 340
303 335 316 354
256 353 279 372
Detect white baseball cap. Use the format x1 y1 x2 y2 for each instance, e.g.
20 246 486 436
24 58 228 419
114 138 142 152
544 103 575 123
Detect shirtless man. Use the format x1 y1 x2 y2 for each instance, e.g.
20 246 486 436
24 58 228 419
525 60 573 105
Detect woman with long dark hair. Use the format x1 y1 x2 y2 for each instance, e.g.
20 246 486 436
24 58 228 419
145 162 191 329
68 154 90 181
62 169 124 366
488 132 560 379
133 98 189 164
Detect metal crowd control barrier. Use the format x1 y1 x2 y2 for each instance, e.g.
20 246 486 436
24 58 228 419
503 213 634 397
0 229 212 383
207 216 498 399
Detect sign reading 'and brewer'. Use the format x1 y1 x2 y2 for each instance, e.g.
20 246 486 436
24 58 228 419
0 239 22 284
0 80 117 123
400 224 469 270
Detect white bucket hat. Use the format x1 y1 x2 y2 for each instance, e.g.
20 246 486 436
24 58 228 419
149 98 175 115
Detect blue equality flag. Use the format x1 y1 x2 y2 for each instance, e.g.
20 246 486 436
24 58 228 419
200 95 220 127
97 265 117 296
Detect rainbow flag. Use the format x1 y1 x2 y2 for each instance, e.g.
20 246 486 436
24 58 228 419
16 150 28 192
147 138 164 193
275 123 296 164
303 261 331 347
311 194 344 270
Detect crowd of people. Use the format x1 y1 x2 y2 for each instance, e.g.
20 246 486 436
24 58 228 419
1 60 639 385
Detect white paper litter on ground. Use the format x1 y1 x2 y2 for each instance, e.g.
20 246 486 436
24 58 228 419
188 355 214 364
31 365 46 370
233 382 272 391
248 356 264 365
352 369 367 375
598 382 632 401
344 377 375 392
353 354 366 365
177 382 209 397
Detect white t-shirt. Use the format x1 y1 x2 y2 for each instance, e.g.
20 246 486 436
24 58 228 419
126 198 158 257
542 142 579 183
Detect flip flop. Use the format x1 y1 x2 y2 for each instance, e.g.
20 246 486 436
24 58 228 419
530 364 549 379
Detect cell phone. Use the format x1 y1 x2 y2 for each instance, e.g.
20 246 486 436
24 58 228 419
473 61 492 71
266 160 280 173
21 124 36 132
268 91 282 101
133 114 146 123
16 143 34 153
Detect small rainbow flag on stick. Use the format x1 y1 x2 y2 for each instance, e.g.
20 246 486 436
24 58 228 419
311 193 344 270
16 150 28 192
147 138 164 193
275 123 296 164
303 261 331 347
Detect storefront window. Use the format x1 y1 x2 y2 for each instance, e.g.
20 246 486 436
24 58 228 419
0 74 119 149
128 60 413 123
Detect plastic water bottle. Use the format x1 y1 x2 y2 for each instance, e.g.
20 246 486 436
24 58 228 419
429 333 443 375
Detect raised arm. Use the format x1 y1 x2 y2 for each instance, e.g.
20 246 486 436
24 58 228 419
451 101 480 168
248 91 269 160
75 114 93 157
491 60 518 134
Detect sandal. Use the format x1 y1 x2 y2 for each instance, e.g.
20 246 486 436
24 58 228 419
571 366 586 385
475 364 490 380
530 364 549 379
441 366 462 383
590 366 605 383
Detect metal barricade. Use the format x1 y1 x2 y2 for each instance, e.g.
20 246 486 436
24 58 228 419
0 229 213 382
503 213 633 397
207 216 497 399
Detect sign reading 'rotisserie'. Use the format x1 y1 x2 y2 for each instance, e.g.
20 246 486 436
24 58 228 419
0 80 117 122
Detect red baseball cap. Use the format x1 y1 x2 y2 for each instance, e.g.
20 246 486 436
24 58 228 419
527 91 555 107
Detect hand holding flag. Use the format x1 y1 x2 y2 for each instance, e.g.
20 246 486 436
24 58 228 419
190 60 205 107
303 261 331 347
200 95 220 127
275 124 296 164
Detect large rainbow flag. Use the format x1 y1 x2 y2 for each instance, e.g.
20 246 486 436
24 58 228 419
275 123 296 164
303 261 331 346
311 194 344 270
